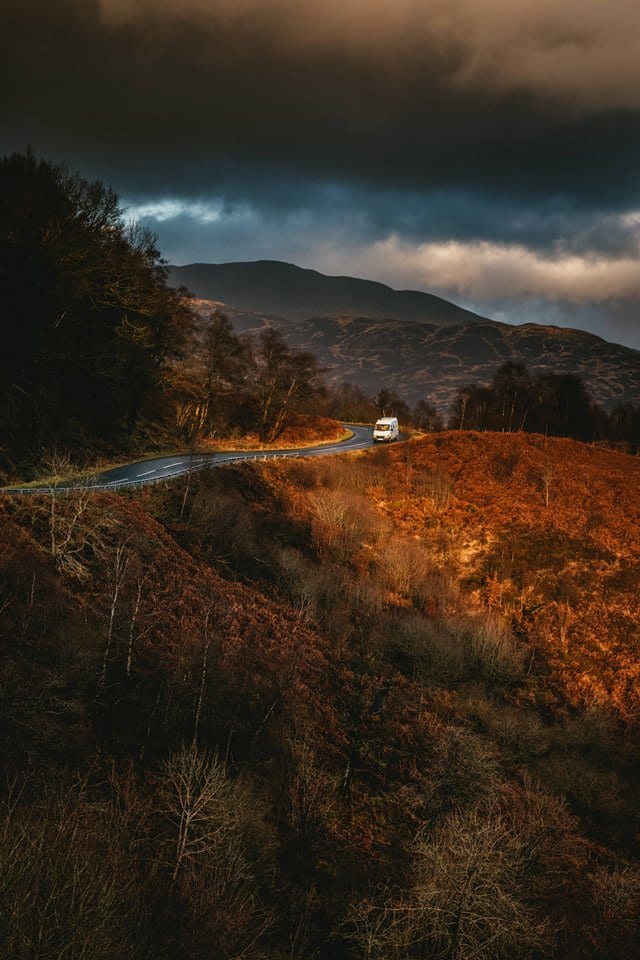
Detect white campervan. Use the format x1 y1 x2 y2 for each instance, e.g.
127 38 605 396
373 417 399 442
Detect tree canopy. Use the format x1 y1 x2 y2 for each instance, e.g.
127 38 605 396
254 327 324 442
0 151 190 462
449 362 597 440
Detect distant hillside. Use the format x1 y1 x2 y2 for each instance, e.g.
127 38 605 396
169 260 488 326
171 261 640 411
188 298 640 412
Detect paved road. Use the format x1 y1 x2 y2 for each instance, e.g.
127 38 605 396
6 424 399 493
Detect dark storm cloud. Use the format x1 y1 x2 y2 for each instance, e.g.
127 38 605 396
127 183 640 263
2 0 640 208
3 0 640 349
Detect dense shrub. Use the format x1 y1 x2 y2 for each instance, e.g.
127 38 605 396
1 429 639 959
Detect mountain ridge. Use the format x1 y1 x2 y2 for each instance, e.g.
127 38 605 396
169 259 489 326
170 260 640 411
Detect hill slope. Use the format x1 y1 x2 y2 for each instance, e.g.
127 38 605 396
172 261 640 411
380 430 640 719
190 298 640 411
2 432 639 957
169 259 488 326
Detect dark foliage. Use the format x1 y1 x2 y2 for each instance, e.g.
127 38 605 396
0 151 191 465
322 381 379 424
375 387 411 423
176 314 327 445
254 326 325 442
413 397 444 432
449 361 640 447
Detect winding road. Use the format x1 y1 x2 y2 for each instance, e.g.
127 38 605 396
6 424 396 493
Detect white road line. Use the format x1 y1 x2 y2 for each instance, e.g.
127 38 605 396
6 425 390 494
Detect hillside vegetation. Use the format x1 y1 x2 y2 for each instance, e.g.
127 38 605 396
0 152 191 474
380 432 640 720
180 273 640 411
1 431 639 959
0 154 328 483
2 151 639 959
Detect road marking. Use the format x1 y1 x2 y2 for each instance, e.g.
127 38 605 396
6 425 395 494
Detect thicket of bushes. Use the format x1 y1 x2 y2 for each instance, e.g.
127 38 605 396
2 444 639 959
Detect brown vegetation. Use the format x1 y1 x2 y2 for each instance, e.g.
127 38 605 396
194 414 348 451
4 152 638 958
374 431 640 721
2 430 639 958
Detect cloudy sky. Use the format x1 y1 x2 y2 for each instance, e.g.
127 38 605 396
3 0 640 347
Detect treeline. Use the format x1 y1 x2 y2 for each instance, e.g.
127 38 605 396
175 313 323 444
321 381 444 432
183 341 640 449
449 361 640 448
329 364 640 449
0 152 328 476
0 151 191 468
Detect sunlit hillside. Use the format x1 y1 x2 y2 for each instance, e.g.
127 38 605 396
376 431 640 720
2 429 639 959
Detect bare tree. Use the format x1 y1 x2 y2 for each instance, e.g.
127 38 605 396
48 485 94 581
345 805 548 960
157 744 271 957
254 327 323 442
0 778 141 960
98 542 129 691
126 577 144 678
345 893 411 960
539 460 552 508
192 612 211 746
410 806 548 960
159 743 245 884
